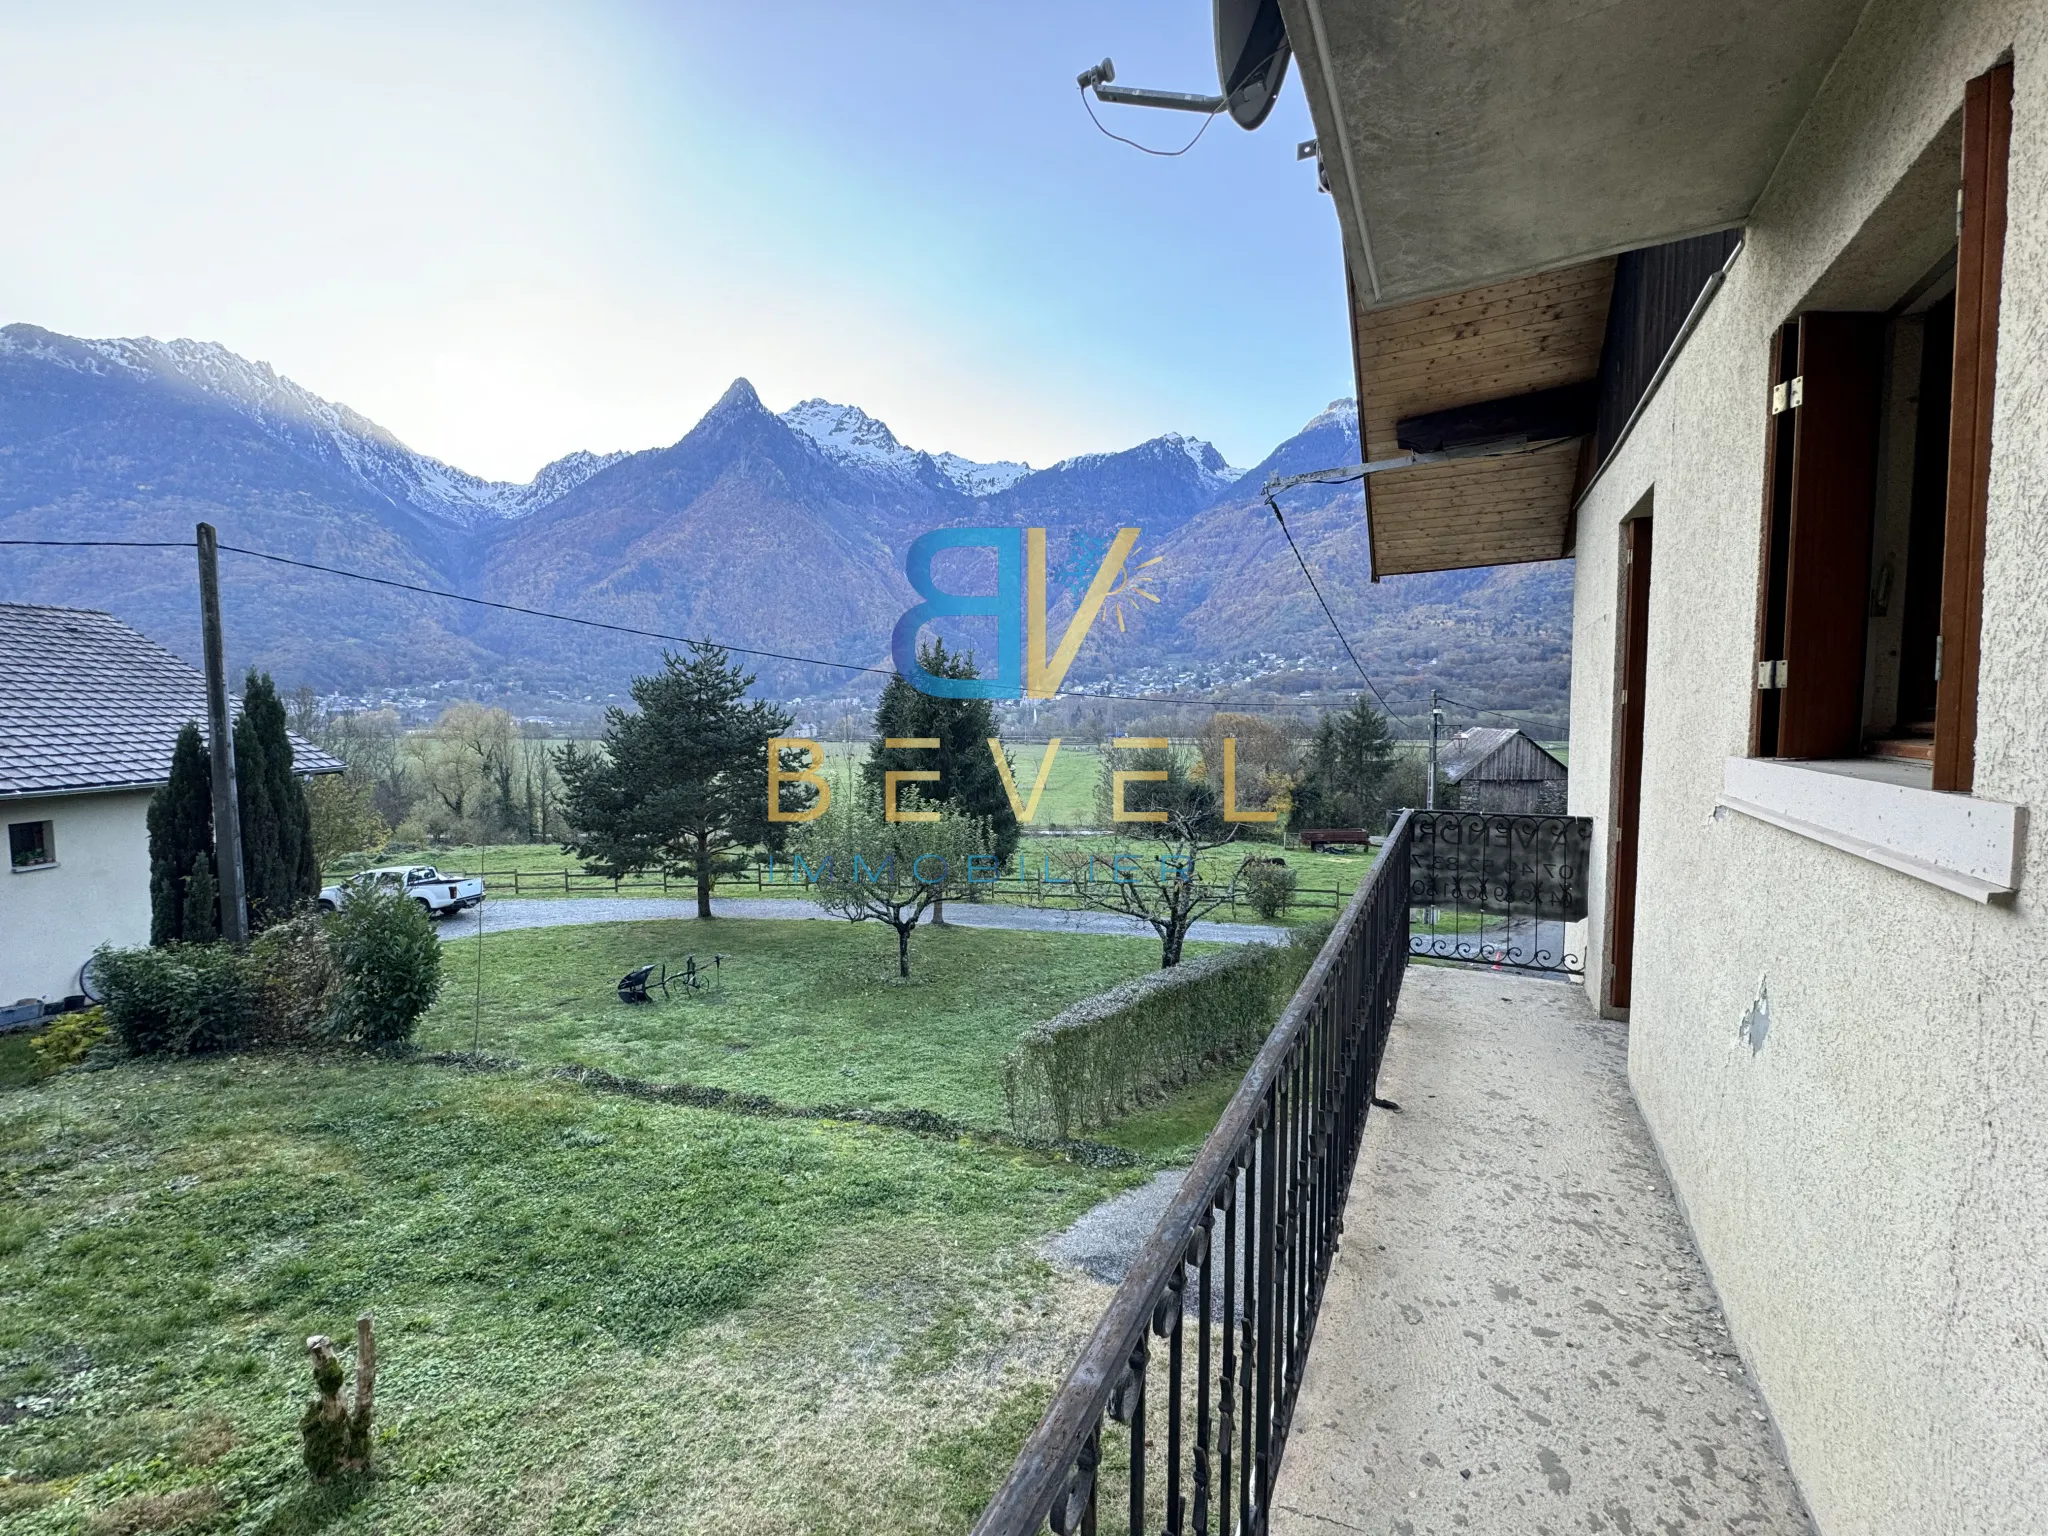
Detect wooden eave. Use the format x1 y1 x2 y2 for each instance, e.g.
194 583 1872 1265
1354 259 1615 578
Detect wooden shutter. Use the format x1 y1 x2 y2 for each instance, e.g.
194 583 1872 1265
1933 61 2012 792
1778 312 1885 758
1608 515 1652 1013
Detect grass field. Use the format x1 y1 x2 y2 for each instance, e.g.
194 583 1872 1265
0 918 1294 1533
420 918 1193 1130
0 1053 1136 1535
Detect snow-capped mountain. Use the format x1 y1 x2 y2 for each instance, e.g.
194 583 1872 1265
932 451 1033 497
0 320 1571 718
1046 432 1243 495
0 325 623 529
778 397 1032 498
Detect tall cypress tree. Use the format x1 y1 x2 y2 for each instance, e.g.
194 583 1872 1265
863 639 1020 863
236 672 319 931
147 722 214 945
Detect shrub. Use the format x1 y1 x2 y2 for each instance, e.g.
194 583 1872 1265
247 911 340 1046
1002 936 1317 1139
29 1006 108 1073
95 943 258 1055
326 888 443 1046
1240 859 1298 919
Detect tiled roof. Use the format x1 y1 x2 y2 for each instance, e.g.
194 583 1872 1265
0 604 343 799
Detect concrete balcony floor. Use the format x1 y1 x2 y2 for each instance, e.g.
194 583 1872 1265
1272 964 1813 1536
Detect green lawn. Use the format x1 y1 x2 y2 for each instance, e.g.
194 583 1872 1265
0 909 1308 1532
0 1053 1137 1534
420 918 1199 1131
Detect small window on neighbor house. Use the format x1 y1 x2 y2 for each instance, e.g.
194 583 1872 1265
1751 60 2010 793
8 820 55 870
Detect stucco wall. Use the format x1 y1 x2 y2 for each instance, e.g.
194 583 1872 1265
1567 0 2048 1530
0 791 152 1003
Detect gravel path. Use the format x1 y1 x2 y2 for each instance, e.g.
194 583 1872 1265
437 896 1288 948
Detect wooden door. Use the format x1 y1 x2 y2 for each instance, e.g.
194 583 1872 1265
1607 515 1652 1013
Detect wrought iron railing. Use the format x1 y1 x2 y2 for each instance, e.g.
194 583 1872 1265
1406 810 1591 975
972 812 1414 1536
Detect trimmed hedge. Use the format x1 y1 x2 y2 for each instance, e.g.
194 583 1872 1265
1002 933 1321 1139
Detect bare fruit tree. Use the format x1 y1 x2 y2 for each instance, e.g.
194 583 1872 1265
793 788 993 978
1059 804 1244 968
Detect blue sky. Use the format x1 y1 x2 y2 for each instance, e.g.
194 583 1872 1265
0 1 1352 480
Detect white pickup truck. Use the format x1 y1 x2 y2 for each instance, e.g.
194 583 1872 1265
318 865 484 920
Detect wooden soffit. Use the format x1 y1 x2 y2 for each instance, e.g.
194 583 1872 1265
1358 259 1614 577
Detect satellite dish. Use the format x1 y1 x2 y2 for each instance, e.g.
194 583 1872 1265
1215 0 1291 129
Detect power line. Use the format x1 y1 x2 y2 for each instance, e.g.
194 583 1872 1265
1259 488 1414 729
4 534 1415 723
1433 691 1561 733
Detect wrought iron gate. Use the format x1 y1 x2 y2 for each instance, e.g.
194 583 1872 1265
1407 810 1592 975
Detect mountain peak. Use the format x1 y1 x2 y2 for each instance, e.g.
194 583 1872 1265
778 396 1031 497
1303 399 1358 433
708 377 767 417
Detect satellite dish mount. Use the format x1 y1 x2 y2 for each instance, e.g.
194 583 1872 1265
1078 0 1292 131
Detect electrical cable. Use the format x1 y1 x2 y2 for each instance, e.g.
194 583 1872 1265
1260 489 1412 729
0 538 195 550
1079 86 1221 157
6 534 1408 722
1433 691 1560 734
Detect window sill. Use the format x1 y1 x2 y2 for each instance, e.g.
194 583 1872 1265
1718 757 2024 903
8 861 58 874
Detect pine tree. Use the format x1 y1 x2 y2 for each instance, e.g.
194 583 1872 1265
863 639 1020 863
147 722 214 945
555 645 794 919
236 672 320 932
1288 699 1397 833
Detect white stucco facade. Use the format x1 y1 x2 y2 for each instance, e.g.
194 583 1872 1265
0 790 152 1005
1567 1 2048 1530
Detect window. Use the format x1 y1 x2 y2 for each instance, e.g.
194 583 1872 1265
8 819 56 870
1750 61 2011 790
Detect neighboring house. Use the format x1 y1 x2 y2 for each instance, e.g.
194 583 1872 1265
1282 0 2046 1526
0 604 340 1009
1435 725 1567 814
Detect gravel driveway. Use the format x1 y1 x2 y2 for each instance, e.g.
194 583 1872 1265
437 895 1288 947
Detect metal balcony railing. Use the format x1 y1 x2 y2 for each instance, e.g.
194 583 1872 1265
1405 810 1593 976
972 812 1414 1536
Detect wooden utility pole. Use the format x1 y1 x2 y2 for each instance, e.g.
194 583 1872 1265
1426 687 1440 810
196 523 248 943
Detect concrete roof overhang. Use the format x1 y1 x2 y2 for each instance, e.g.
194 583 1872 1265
1279 0 1870 575
1280 0 1871 311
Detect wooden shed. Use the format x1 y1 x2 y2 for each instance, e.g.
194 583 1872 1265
1437 727 1568 815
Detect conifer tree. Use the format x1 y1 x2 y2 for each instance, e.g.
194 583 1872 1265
864 639 1020 863
182 851 220 944
1287 698 1397 833
236 672 320 931
556 645 794 918
147 722 214 945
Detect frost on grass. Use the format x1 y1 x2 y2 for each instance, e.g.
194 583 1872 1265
413 1233 1117 1536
